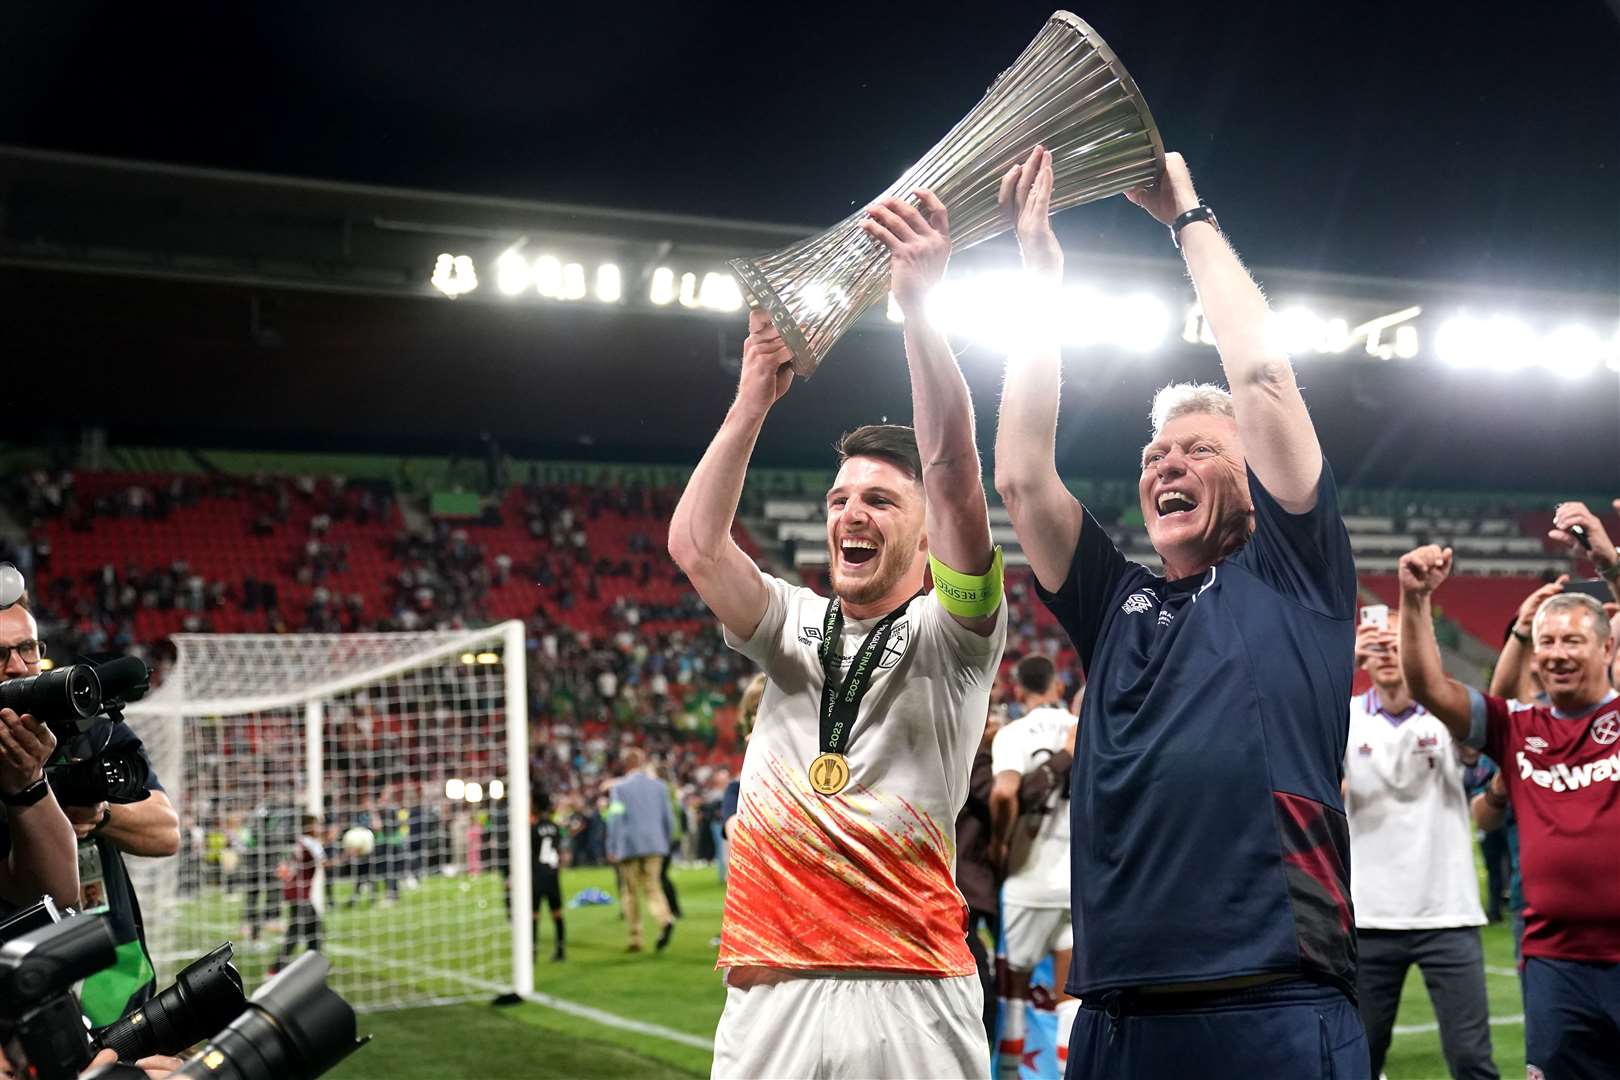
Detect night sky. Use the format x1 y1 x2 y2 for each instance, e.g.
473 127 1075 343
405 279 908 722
5 1 1618 295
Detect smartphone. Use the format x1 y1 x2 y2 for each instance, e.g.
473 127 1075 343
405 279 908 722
1359 604 1389 629
1564 578 1612 603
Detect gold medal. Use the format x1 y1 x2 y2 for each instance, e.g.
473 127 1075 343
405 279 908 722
808 752 851 796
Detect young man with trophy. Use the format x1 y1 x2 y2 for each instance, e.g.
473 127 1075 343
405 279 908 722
993 146 1369 1078
669 188 1006 1078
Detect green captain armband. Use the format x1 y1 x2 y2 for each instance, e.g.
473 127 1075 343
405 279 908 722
929 546 1005 618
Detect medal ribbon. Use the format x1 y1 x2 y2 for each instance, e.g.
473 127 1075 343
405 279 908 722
817 597 909 757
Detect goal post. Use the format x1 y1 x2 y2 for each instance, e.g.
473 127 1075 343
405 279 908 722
123 621 532 1012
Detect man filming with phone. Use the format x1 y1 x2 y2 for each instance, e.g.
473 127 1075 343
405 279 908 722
1343 604 1497 1079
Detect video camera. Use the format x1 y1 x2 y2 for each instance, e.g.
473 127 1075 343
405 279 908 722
0 901 366 1079
0 655 158 806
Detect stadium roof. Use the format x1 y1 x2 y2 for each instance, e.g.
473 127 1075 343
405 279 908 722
1 146 1616 495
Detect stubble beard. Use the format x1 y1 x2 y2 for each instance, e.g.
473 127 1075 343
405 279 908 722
830 546 905 609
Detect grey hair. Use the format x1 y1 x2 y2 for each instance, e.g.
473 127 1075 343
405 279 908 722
1149 382 1235 439
1532 592 1612 643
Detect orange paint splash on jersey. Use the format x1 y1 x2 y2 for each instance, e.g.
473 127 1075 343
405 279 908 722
717 753 973 975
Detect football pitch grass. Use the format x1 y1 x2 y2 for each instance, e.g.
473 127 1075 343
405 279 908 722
182 866 1524 1079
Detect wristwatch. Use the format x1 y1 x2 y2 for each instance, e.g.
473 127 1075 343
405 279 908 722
1171 204 1220 249
1 777 50 807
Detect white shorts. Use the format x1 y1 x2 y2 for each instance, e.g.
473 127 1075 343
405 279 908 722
711 971 986 1079
1001 903 1073 973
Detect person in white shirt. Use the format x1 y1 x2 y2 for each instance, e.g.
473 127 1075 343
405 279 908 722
989 654 1079 1080
1344 623 1498 1080
669 188 1007 1079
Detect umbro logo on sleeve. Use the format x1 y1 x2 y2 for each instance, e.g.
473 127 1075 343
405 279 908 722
1122 592 1155 615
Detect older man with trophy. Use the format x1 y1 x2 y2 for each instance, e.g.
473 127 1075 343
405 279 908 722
677 13 1171 1077
992 98 1372 1080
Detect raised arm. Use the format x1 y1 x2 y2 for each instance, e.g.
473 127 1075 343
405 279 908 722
1550 501 1620 604
1491 576 1566 698
667 310 794 640
864 190 999 634
1397 545 1473 742
991 146 1083 593
1126 155 1321 512
0 710 78 908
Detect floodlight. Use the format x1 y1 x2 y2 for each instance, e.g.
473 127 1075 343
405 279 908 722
1393 325 1419 359
562 262 587 301
465 782 484 804
1542 324 1602 379
495 251 531 297
1058 285 1107 349
1270 307 1323 356
1321 318 1351 354
534 256 563 298
489 780 505 801
1482 316 1535 371
445 778 465 801
699 272 743 311
595 264 622 303
431 253 478 298
650 267 677 305
1110 293 1170 353
1437 313 1533 370
924 271 1029 351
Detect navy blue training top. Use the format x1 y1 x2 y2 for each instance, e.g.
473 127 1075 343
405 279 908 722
1038 462 1358 999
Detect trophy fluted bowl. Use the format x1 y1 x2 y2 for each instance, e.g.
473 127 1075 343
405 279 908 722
728 11 1164 376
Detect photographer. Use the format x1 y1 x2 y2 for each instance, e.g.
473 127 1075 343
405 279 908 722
0 592 79 913
59 713 180 1026
2 583 182 1025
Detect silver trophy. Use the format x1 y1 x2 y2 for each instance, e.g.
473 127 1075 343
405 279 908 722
728 11 1164 376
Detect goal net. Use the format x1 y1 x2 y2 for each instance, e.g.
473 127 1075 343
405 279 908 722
123 621 532 1014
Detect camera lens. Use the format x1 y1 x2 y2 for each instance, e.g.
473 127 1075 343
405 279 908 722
0 666 102 726
168 953 366 1080
93 945 244 1062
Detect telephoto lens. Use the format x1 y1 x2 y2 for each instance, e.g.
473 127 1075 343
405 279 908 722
91 944 245 1062
0 665 102 727
169 952 368 1079
48 748 155 806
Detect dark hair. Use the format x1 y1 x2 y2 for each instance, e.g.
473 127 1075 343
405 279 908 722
834 424 921 482
1014 654 1058 696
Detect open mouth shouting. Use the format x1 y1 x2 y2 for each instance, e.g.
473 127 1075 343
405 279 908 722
1155 489 1199 519
839 535 880 570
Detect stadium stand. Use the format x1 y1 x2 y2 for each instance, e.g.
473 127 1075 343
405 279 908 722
5 456 1606 806
0 466 754 851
